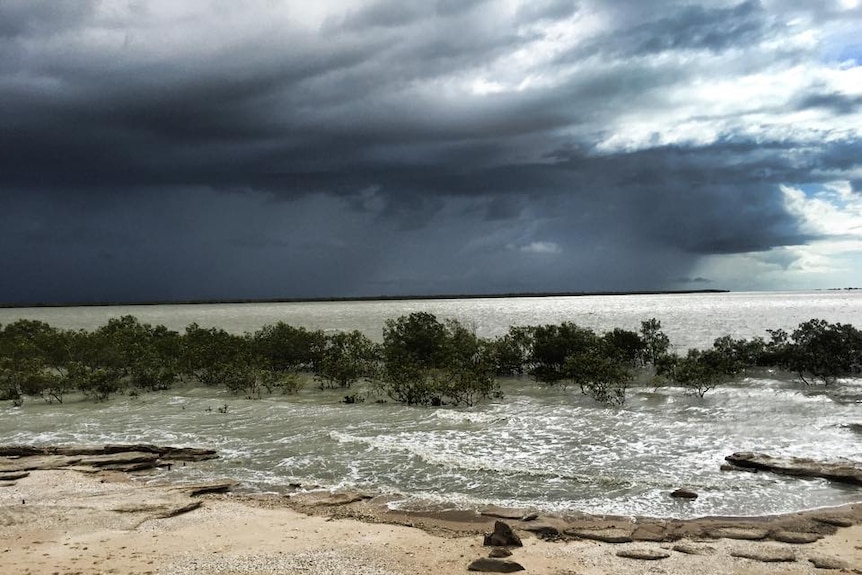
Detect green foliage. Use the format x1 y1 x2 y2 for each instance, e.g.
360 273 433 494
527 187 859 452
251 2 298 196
781 319 862 385
316 331 379 389
529 323 600 385
658 349 730 397
640 318 670 366
377 313 501 406
252 322 325 373
487 326 534 376
565 350 632 405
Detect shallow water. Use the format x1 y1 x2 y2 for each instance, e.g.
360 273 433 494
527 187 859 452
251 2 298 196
1 291 861 518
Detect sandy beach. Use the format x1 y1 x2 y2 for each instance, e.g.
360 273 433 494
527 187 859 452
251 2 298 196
2 468 861 575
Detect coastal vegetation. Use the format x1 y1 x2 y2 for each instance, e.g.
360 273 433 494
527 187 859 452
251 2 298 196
0 313 860 407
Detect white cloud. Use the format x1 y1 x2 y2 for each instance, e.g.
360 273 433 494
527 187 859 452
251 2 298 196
519 241 562 254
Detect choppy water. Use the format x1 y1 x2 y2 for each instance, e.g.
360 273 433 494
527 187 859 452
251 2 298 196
1 291 861 518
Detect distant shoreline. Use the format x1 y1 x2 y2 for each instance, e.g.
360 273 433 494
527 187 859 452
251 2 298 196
0 289 730 309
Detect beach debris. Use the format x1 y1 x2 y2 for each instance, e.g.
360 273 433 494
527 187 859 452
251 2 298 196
564 527 633 543
724 452 862 486
616 548 670 560
483 521 523 547
670 488 698 499
808 555 849 570
706 527 769 541
521 524 562 541
730 547 796 563
770 530 822 544
467 557 525 572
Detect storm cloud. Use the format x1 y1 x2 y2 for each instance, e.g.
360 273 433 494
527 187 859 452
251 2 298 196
1 0 861 303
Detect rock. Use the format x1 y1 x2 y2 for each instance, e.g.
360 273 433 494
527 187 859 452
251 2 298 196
724 452 862 486
522 524 561 541
520 513 539 522
843 423 862 434
616 548 671 560
112 500 202 519
707 527 769 540
483 521 523 547
631 524 667 542
811 515 854 528
809 555 849 570
720 463 758 473
488 548 512 558
0 471 29 481
672 543 714 555
479 506 528 520
564 528 633 544
670 488 698 499
730 547 796 563
467 557 525 572
173 481 238 497
770 531 822 544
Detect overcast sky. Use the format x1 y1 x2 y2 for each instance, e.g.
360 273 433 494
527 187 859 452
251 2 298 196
1 0 861 304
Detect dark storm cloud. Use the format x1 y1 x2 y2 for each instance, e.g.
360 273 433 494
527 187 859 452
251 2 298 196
0 0 861 302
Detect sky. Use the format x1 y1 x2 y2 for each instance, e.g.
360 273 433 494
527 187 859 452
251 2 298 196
1 0 862 304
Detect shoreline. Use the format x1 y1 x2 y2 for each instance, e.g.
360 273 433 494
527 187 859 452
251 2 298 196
2 469 860 574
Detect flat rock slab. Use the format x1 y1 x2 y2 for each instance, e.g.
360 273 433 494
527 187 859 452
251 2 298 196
467 557 525 572
616 548 671 560
522 524 562 541
672 543 715 555
565 527 633 543
725 451 862 486
479 506 529 520
808 555 849 570
0 471 29 481
707 527 769 540
172 481 239 497
730 548 796 563
812 515 854 528
770 530 822 544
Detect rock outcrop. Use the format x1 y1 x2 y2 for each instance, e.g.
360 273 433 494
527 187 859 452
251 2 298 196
724 452 862 486
0 444 219 474
483 521 523 547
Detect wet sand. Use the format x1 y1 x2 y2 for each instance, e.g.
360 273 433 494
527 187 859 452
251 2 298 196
2 470 861 574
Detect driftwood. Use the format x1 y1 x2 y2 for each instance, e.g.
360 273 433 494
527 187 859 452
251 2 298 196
724 452 862 486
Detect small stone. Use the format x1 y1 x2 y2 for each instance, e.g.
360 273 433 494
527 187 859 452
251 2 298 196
770 531 822 544
670 488 698 499
730 547 796 563
483 521 523 547
616 548 671 560
488 548 512 558
467 557 525 572
520 513 539 522
808 555 849 570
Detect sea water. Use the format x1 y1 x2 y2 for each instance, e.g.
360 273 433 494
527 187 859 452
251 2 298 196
1 291 861 518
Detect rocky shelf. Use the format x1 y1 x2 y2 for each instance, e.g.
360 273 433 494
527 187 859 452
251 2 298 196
724 452 862 486
0 443 218 474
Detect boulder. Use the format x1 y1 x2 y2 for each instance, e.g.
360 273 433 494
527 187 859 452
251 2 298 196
724 452 862 486
488 548 512 558
616 548 670 560
483 521 523 547
467 557 525 572
670 488 698 499
672 543 714 555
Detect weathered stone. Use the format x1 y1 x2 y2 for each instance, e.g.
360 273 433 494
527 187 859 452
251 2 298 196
483 521 523 547
730 547 796 563
808 555 849 570
112 500 202 519
770 530 822 544
173 481 238 497
811 515 853 528
720 463 758 473
0 471 29 481
725 452 862 486
479 506 528 520
520 513 539 522
616 548 670 560
672 543 714 555
467 557 525 572
564 527 633 543
488 547 512 558
670 488 698 499
631 524 667 542
707 527 769 540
